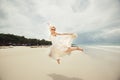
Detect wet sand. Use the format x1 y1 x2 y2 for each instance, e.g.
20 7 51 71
0 46 120 80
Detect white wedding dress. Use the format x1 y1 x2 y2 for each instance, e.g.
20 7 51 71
49 34 77 60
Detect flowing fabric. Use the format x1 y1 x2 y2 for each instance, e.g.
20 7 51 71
49 34 77 60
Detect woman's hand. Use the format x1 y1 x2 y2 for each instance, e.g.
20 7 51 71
71 33 77 38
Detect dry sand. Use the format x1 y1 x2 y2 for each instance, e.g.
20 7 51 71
0 46 120 80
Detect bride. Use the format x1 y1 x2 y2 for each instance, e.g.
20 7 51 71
49 24 83 64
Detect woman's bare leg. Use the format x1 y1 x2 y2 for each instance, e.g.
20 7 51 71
76 47 83 51
65 47 83 54
57 59 60 64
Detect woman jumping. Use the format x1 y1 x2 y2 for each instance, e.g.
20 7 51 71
49 24 83 64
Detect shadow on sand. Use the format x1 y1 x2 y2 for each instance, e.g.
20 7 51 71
48 73 83 80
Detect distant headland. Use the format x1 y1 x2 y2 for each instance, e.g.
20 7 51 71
0 33 52 46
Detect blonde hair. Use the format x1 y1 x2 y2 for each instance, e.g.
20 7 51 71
49 25 56 30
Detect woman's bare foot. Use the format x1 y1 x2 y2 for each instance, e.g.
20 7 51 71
77 47 84 52
57 59 60 64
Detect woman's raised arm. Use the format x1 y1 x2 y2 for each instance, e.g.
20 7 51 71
56 33 73 35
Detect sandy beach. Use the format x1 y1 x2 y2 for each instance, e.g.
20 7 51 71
0 46 120 80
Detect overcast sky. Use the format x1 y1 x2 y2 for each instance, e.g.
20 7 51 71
0 0 120 45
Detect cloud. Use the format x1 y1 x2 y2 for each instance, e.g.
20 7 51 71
0 0 120 44
75 27 120 45
72 0 90 12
